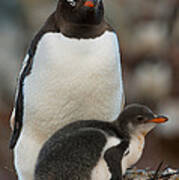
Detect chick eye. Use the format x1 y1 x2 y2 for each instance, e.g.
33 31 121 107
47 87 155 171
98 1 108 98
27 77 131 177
136 115 144 121
66 0 76 6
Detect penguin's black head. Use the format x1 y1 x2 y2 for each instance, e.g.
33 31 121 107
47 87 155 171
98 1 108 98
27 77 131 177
115 104 168 137
56 0 104 25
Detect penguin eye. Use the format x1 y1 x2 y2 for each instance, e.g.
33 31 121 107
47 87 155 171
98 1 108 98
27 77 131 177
66 0 76 6
136 115 144 121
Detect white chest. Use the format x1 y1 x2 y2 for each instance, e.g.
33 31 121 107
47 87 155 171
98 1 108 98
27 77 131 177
122 134 145 174
23 31 124 138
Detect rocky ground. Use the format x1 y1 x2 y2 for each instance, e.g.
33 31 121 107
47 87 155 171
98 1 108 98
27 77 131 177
125 167 179 180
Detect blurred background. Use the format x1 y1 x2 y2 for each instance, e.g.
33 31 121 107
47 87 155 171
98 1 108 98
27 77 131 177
0 0 178 179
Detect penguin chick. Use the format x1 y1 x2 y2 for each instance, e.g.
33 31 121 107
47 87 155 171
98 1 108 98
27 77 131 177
34 104 168 180
9 0 124 179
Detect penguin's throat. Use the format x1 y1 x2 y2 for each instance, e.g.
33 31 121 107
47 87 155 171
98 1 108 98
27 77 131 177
128 123 155 138
58 20 107 39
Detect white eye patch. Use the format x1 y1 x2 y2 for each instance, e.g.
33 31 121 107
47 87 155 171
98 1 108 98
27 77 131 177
66 0 76 6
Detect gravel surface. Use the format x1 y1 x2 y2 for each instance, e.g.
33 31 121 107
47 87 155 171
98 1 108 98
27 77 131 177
124 166 179 180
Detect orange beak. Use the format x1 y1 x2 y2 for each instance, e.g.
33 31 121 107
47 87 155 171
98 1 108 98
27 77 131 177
84 0 95 7
147 116 168 124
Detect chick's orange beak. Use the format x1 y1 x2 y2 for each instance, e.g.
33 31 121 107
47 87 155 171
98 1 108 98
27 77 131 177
147 116 168 124
84 0 95 7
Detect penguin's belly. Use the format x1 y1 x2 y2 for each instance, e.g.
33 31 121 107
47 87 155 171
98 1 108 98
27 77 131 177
23 31 124 138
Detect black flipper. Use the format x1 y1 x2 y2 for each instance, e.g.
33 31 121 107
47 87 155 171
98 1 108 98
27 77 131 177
9 12 59 149
9 56 33 149
104 139 129 180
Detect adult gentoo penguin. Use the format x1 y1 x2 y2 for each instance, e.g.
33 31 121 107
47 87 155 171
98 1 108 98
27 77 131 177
9 0 124 179
34 104 168 180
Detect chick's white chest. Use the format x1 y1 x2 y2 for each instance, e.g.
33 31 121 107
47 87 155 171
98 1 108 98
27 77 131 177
122 134 145 174
23 31 123 137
